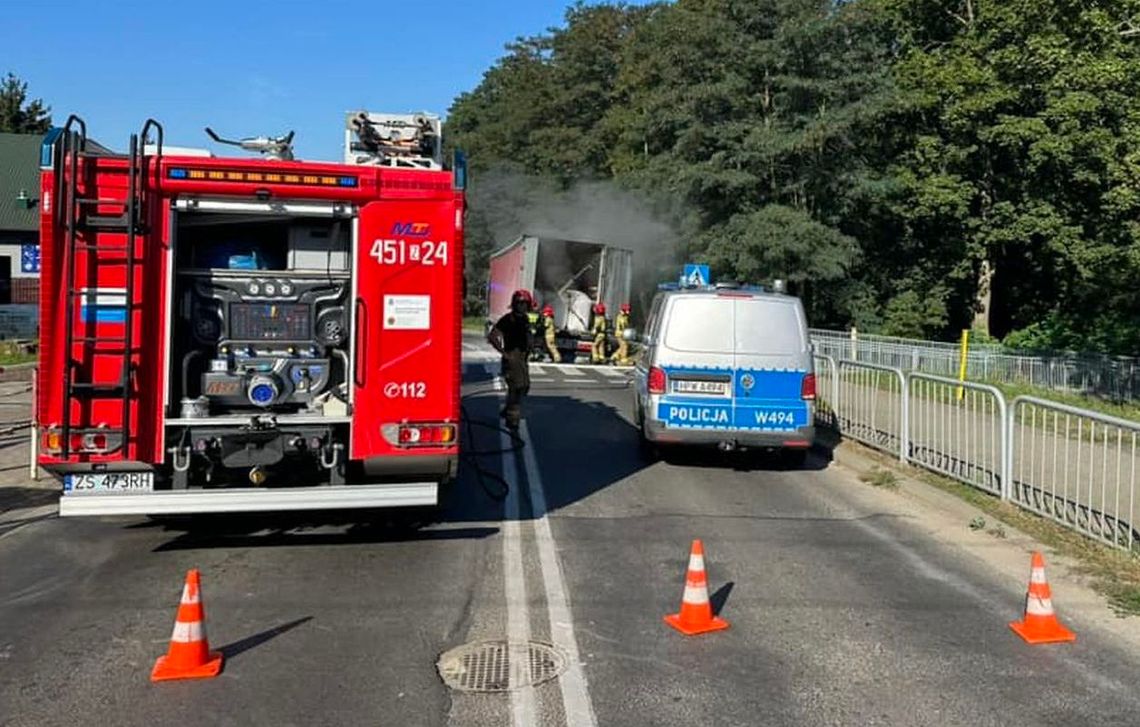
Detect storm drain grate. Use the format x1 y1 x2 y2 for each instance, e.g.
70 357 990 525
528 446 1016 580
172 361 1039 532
437 640 567 693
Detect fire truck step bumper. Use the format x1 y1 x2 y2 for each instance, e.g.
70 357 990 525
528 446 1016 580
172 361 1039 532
58 483 439 517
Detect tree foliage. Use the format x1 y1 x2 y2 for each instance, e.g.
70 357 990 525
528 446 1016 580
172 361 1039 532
0 73 51 134
446 0 1140 354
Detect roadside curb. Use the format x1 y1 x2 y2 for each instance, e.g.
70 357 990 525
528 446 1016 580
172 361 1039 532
830 441 1037 547
0 363 35 383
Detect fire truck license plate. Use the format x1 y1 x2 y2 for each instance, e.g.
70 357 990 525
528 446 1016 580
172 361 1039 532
64 472 153 493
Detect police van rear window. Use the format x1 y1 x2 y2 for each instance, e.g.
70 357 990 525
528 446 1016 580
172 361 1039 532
663 298 734 353
663 296 806 354
734 299 806 354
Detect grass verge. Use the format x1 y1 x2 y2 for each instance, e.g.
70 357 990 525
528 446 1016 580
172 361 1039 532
462 316 486 333
0 342 36 366
985 380 1140 422
844 436 1140 616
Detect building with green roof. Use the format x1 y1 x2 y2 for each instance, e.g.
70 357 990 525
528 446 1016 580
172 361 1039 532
0 132 42 306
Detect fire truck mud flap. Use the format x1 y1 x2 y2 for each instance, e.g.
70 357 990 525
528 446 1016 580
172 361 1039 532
57 482 439 517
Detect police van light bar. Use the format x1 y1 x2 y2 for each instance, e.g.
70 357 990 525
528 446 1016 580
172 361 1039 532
658 281 768 293
167 167 358 187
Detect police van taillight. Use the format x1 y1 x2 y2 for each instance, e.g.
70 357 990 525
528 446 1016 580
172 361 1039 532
801 373 816 400
648 366 667 395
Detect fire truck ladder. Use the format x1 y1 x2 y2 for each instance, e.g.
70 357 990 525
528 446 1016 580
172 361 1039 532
57 117 164 459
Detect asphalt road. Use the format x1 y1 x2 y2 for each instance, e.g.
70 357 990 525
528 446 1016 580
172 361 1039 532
2 333 1139 726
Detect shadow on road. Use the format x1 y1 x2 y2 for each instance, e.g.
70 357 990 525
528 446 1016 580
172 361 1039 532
218 616 313 661
141 514 498 552
0 485 57 513
710 581 735 618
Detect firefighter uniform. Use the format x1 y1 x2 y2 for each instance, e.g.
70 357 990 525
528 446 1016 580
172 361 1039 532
542 306 561 363
590 304 608 364
490 291 535 430
527 310 542 361
612 305 631 365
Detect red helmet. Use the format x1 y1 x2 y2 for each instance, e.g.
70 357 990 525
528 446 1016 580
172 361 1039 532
542 305 554 317
510 289 535 310
593 302 606 315
620 303 631 314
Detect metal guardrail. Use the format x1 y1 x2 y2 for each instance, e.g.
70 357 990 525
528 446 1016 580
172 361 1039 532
834 361 906 461
908 373 1006 498
811 327 1140 403
818 360 1139 551
812 354 838 430
1010 396 1138 550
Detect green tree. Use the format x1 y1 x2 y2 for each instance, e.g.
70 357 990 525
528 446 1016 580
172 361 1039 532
0 73 51 134
879 0 1140 352
448 0 1140 354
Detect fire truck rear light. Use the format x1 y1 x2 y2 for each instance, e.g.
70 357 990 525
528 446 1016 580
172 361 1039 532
83 433 108 451
393 423 456 448
44 429 62 453
648 366 667 395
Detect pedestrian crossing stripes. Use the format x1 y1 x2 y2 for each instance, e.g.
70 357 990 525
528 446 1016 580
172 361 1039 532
463 361 633 388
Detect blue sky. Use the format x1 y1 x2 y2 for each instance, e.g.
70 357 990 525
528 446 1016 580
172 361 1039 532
3 0 650 161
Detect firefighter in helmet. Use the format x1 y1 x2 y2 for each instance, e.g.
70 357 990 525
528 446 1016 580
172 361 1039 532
611 302 632 365
590 302 608 364
488 289 535 430
542 304 561 363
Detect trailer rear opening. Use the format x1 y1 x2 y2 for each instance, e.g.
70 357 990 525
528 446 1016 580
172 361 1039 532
486 235 633 361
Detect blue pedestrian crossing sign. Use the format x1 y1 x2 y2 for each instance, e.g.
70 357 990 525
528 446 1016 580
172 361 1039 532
20 244 40 274
680 264 710 288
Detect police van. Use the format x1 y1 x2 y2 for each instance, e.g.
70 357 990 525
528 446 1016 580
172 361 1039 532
630 282 815 464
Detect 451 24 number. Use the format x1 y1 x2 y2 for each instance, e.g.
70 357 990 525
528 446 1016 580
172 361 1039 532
370 239 449 266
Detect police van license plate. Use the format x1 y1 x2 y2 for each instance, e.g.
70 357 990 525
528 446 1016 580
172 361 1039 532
64 472 153 493
673 380 728 396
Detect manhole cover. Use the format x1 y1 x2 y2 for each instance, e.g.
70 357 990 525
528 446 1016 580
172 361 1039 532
437 640 567 693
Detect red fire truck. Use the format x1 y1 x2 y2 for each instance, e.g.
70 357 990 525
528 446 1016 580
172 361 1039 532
37 112 465 516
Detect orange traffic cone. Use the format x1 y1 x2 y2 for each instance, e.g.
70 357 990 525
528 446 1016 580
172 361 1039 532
151 569 224 682
664 539 729 636
1009 552 1076 645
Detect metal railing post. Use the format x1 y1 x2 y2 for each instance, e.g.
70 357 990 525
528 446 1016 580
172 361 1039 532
29 366 38 481
900 370 910 463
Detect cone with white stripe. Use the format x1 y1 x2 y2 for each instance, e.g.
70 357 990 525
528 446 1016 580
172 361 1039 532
1009 552 1075 645
664 540 729 636
151 569 224 681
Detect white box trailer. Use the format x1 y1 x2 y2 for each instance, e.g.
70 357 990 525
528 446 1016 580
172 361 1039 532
487 235 633 333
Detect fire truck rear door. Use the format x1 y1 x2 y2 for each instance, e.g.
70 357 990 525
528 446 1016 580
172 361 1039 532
352 200 459 460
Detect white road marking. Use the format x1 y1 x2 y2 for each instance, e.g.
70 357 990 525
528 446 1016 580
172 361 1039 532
519 421 598 727
501 429 538 725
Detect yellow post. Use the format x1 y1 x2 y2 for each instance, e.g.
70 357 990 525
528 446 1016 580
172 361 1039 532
956 329 970 401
